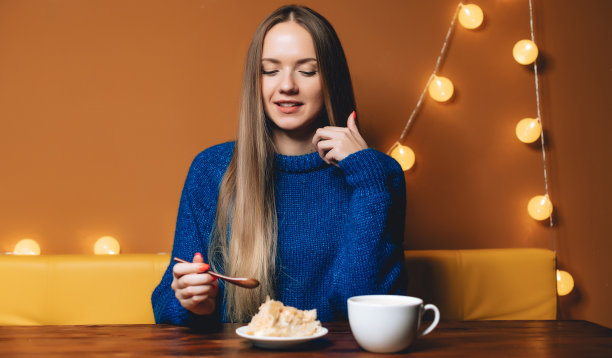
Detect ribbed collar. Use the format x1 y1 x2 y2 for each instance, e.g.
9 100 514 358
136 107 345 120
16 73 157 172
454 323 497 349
274 151 328 173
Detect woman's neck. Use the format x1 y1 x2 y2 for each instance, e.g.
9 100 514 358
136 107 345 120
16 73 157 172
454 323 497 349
272 128 317 155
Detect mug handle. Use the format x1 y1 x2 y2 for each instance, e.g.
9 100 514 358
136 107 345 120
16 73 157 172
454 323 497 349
418 303 440 337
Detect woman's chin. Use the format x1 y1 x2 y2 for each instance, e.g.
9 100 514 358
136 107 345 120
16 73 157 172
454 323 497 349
270 117 316 133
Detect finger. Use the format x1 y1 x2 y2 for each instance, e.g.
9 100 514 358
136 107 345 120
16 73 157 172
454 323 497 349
191 294 209 304
312 129 327 146
324 148 341 166
173 262 209 278
347 112 366 147
179 272 216 289
178 292 206 308
313 129 350 152
347 111 358 132
346 113 368 148
313 141 325 160
176 286 198 301
313 128 343 144
316 127 348 138
192 252 204 263
322 126 349 132
182 283 216 298
315 139 338 152
177 284 217 306
313 135 331 164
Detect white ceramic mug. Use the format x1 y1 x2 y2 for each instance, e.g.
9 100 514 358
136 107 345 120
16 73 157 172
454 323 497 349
347 295 440 353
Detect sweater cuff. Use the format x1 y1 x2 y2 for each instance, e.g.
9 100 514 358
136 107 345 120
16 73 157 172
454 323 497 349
338 148 391 192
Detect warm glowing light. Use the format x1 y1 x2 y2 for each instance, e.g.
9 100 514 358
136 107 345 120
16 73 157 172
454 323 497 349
14 238 41 255
428 76 454 102
94 236 120 255
557 270 574 296
458 4 484 29
513 39 539 65
527 195 553 220
516 118 542 143
389 142 416 171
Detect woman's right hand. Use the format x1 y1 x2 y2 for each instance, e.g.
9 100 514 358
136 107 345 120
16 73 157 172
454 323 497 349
171 252 218 316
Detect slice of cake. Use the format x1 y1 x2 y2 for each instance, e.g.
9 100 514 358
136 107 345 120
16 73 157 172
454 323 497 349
245 297 322 337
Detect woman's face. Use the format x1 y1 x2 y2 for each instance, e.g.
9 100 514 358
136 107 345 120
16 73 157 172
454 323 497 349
261 21 323 138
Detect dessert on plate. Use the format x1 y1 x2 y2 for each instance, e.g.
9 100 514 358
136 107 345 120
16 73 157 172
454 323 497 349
245 297 322 337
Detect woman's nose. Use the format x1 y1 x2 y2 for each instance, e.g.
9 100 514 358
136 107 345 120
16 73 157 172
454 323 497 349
279 72 298 94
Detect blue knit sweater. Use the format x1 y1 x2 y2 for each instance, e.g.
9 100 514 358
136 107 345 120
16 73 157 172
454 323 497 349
151 141 407 325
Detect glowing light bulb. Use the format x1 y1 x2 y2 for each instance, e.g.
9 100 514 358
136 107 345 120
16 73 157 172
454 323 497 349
458 4 484 29
94 236 120 255
557 270 574 296
389 142 415 171
14 238 41 255
527 195 553 220
513 39 539 65
428 76 454 102
516 118 542 143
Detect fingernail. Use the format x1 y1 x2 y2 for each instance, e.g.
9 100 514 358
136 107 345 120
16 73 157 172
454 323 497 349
199 263 209 272
352 110 356 119
194 252 203 260
211 276 218 282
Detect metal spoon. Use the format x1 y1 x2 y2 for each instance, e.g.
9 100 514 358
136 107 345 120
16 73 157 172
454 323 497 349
173 257 260 289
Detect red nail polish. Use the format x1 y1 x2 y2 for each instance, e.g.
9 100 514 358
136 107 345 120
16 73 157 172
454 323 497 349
211 276 218 282
194 252 203 260
199 263 209 272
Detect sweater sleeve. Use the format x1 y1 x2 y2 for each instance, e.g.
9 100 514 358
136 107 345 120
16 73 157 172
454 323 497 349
330 148 407 318
151 155 222 328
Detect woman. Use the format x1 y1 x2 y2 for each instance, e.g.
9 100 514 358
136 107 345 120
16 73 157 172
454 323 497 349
152 5 406 325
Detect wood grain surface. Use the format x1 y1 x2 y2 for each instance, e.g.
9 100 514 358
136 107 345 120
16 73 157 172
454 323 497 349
0 321 610 357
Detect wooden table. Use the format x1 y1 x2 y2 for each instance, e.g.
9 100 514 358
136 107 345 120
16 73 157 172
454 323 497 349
1 321 610 357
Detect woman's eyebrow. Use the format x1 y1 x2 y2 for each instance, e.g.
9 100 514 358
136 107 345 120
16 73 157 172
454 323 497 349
261 58 318 65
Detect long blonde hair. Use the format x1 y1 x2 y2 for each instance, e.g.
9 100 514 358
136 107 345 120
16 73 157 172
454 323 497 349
208 5 357 322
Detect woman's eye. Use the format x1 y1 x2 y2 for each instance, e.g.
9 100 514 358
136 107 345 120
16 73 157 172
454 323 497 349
262 70 278 76
300 71 317 77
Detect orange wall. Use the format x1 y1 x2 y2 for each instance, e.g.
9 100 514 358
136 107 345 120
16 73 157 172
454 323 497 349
1 1 610 327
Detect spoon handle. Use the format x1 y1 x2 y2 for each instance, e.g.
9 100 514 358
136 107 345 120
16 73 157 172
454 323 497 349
173 257 260 289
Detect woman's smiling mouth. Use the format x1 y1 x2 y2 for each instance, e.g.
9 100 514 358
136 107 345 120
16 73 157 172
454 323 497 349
274 100 303 113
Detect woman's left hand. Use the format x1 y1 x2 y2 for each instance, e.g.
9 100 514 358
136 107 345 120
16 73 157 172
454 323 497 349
312 111 368 166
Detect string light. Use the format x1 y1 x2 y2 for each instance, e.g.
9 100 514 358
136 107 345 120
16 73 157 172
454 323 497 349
527 195 553 221
521 0 572 295
13 238 41 255
388 2 463 169
515 118 542 143
428 75 454 102
556 270 575 296
383 0 570 297
458 4 484 29
522 0 554 229
94 236 121 255
513 39 539 65
389 142 416 171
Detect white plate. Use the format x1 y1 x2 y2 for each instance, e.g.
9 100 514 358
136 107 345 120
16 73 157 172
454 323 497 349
235 326 328 349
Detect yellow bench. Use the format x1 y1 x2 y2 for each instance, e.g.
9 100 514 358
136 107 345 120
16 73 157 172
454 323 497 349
405 248 557 320
0 249 557 325
0 254 170 325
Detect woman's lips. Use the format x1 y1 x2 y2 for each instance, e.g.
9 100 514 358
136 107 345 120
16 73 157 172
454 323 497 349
275 101 303 114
